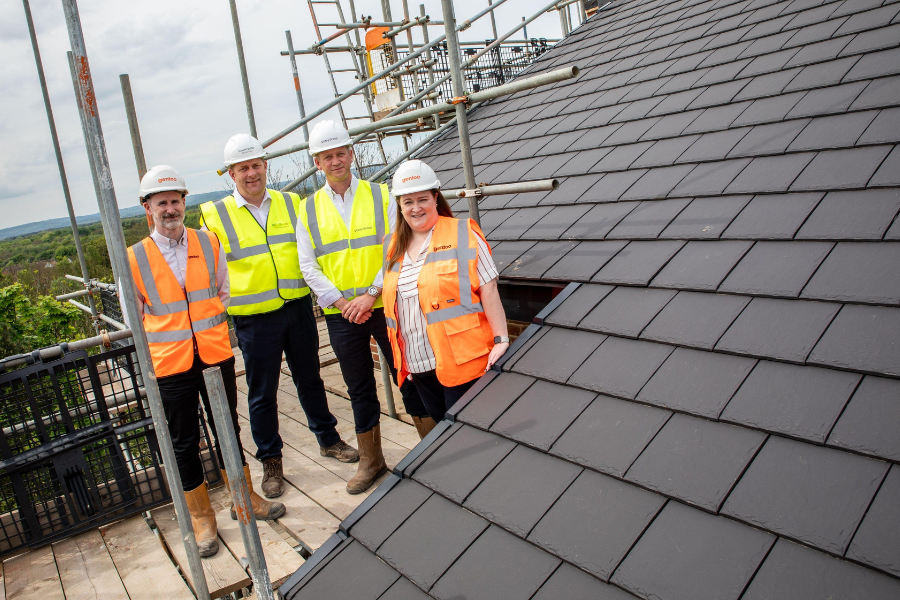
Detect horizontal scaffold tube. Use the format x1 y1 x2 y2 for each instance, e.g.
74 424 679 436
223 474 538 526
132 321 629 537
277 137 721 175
445 179 559 198
0 328 134 370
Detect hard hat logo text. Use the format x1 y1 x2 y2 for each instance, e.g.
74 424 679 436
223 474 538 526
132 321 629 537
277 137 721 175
158 177 178 182
402 175 421 183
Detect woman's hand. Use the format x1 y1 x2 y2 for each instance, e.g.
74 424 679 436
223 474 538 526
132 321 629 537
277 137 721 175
486 342 510 371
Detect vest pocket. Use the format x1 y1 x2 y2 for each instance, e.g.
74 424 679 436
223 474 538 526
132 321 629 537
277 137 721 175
432 259 460 302
443 313 490 365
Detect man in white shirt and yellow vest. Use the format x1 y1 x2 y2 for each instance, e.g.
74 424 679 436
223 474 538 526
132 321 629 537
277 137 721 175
200 135 359 500
126 165 284 558
297 120 429 495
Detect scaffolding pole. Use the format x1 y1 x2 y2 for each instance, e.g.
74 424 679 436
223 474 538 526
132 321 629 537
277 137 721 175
59 2 210 599
23 0 99 334
119 74 147 179
285 30 311 172
229 0 257 137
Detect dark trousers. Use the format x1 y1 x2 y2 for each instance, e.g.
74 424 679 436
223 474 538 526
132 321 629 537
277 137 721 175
410 370 477 423
158 355 245 492
233 295 339 457
325 308 428 434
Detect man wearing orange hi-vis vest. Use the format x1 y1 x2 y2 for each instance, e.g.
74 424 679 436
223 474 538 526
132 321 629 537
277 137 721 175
124 166 285 558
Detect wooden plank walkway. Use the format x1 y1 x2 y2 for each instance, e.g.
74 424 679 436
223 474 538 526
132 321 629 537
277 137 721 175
0 323 421 598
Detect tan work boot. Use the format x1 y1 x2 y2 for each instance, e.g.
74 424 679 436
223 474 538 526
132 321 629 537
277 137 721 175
346 425 388 495
261 457 284 498
223 466 286 521
320 439 360 463
412 416 437 440
183 482 219 557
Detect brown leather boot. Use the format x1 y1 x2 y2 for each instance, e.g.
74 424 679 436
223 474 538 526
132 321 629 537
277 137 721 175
183 482 219 557
346 425 387 495
261 457 284 498
412 416 437 440
320 439 360 463
223 466 287 521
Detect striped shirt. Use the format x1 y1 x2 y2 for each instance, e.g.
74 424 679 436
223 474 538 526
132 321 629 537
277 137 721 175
396 227 499 374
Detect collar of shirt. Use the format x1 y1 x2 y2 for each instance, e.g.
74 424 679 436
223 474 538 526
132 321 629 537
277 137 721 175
233 188 272 210
150 227 187 249
322 175 359 204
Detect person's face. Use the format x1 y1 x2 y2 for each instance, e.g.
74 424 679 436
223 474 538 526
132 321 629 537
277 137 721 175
314 146 353 183
229 158 267 197
399 190 439 233
145 191 186 232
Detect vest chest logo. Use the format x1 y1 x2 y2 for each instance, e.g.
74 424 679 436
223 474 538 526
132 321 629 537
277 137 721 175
270 221 290 229
434 244 451 251
188 254 200 259
354 225 374 233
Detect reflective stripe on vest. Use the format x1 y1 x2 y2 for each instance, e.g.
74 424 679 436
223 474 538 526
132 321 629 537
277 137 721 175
199 190 308 315
305 182 386 258
129 229 232 377
423 220 483 325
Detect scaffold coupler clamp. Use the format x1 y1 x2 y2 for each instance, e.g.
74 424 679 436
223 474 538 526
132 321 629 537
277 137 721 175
101 329 112 350
450 94 469 105
457 188 484 198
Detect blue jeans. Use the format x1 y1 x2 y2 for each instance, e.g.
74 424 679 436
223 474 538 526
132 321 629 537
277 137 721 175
233 295 340 458
325 308 427 434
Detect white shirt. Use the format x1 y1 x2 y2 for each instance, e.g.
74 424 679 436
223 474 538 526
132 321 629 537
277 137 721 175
120 228 229 328
396 227 499 374
296 175 399 310
233 188 272 228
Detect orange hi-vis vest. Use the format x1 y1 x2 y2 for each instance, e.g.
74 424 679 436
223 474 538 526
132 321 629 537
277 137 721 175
127 229 232 378
382 216 495 387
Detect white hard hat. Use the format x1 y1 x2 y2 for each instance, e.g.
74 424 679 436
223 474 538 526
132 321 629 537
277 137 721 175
140 165 188 201
224 133 266 168
391 160 441 197
309 120 352 155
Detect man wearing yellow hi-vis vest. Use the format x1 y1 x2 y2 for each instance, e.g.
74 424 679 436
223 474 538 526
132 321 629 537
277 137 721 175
200 134 359 500
297 120 428 494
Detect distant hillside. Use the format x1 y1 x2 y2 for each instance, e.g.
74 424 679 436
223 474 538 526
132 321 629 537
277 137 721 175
0 189 230 240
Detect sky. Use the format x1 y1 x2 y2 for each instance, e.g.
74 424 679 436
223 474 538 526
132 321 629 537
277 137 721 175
2 0 575 229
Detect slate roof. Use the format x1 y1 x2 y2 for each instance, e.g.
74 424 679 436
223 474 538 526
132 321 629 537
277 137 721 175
281 0 900 598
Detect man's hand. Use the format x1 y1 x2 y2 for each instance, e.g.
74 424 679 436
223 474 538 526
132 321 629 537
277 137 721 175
485 342 510 371
341 294 377 324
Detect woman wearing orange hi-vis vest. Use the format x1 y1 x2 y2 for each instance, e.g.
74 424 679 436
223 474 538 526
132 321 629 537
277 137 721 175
382 160 511 431
124 166 285 559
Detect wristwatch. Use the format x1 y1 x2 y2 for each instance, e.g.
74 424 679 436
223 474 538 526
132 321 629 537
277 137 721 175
494 336 510 344
367 286 382 298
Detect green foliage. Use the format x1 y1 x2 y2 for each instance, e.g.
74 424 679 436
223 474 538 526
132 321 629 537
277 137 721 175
0 283 85 358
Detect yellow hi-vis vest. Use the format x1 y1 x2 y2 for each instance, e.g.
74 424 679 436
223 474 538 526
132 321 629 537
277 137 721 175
199 190 309 316
298 180 389 315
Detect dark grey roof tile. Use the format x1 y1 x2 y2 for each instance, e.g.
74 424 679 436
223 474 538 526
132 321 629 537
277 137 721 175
492 380 595 451
656 67 711 94
608 97 665 123
725 153 815 194
352 479 433 552
659 195 753 238
739 48 801 78
293 541 399 599
527 152 581 180
532 563 635 600
869 145 900 187
695 58 754 86
535 131 591 156
458 372 535 431
844 47 900 81
785 36 852 67
529 470 665 581
651 239 753 291
676 128 752 163
831 0 884 17
637 347 756 418
502 241 579 279
543 240 629 281
412 425 516 504
782 57 860 94
477 208 517 237
577 170 648 202
683 101 754 133
787 81 869 118
858 107 900 146
835 4 900 36
569 337 675 399
808 304 900 376
722 436 889 554
612 501 775 600
464 445 581 537
523 205 594 240
828 376 900 462
512 327 607 383
850 76 900 111
592 142 656 172
377 576 430 600
592 240 686 285
792 146 893 191
430 525 559 600
580 286 678 338
788 111 879 151
721 361 861 443
641 291 751 350
698 42 755 69
488 241 536 272
551 394 671 477
546 284 615 328
560 148 618 176
376 492 489 590
626 413 767 512
631 136 700 168
716 297 841 363
734 68 804 101
607 198 693 237
727 119 810 157
744 537 900 600
490 207 553 240
540 174 606 205
573 110 627 136
801 242 900 304
722 192 823 239
646 89 706 118
733 91 807 126
840 22 900 56
847 464 900 577
671 158 753 196
602 117 664 146
718 240 834 298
